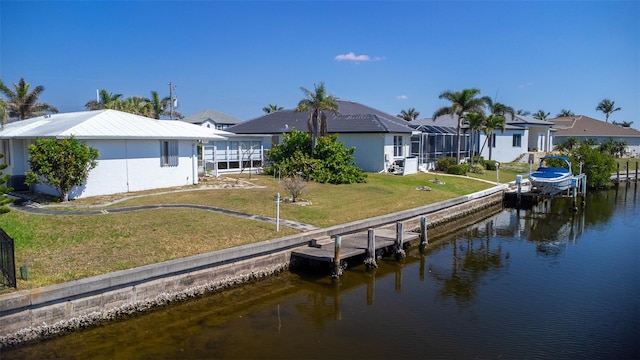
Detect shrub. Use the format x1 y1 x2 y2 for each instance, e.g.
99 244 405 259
447 164 468 175
472 155 485 166
436 157 457 172
484 160 498 171
469 164 485 174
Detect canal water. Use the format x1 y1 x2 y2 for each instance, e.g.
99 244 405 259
4 186 639 359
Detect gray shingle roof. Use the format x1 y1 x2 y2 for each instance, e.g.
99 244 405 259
182 109 243 125
227 99 414 134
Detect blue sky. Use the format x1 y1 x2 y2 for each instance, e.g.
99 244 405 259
1 1 638 128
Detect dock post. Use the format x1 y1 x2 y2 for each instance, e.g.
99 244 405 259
332 235 342 279
636 161 638 183
516 175 522 206
626 161 630 185
364 228 378 269
571 178 578 212
419 216 428 250
617 162 620 186
395 222 406 260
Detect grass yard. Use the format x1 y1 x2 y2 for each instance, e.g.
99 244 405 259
0 170 502 291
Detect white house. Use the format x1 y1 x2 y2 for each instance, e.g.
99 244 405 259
549 115 640 157
0 110 227 200
181 109 243 130
226 100 418 174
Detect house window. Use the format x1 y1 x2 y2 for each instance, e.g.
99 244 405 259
512 134 522 147
1 140 10 165
161 140 179 167
394 136 403 157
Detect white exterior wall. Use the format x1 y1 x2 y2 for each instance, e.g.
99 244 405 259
479 129 528 163
33 139 199 200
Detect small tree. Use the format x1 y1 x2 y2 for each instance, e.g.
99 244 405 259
0 153 13 213
25 136 100 202
282 174 306 202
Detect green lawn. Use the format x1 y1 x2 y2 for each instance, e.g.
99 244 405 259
0 171 499 291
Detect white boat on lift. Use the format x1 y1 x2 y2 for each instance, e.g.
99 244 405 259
529 156 574 196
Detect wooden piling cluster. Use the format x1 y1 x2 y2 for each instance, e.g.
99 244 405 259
293 219 427 277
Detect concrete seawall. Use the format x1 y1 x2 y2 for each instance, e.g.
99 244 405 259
0 185 506 347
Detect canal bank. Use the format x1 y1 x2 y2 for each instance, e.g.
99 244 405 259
0 185 506 348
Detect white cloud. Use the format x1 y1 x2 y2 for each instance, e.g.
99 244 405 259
334 52 381 62
396 95 408 99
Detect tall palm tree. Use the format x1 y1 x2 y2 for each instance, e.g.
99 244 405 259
462 112 485 165
479 114 506 160
121 96 152 117
596 99 621 123
0 77 58 120
557 109 575 117
85 89 123 110
532 110 550 121
433 88 487 164
516 109 531 116
397 108 420 121
263 104 284 113
296 82 339 149
484 98 514 119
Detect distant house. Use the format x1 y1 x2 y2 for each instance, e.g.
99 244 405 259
549 115 640 157
410 114 551 165
182 109 243 130
226 99 418 174
0 110 226 200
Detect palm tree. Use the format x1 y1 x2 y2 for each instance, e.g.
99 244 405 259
462 112 485 165
296 82 339 149
484 98 514 119
85 89 123 110
596 99 621 123
479 114 506 160
516 109 531 116
557 109 575 117
433 88 487 164
612 120 633 128
397 108 420 121
0 77 58 120
121 96 152 117
263 104 284 113
532 110 550 121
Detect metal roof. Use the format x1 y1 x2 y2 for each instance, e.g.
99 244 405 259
0 110 228 140
227 99 414 135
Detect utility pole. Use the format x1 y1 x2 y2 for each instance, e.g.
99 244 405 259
168 81 174 120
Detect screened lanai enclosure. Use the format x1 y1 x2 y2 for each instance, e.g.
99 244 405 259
410 125 471 170
201 139 266 176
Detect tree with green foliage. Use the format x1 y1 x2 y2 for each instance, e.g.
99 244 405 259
596 98 621 123
397 108 420 121
557 109 575 117
296 82 340 149
85 89 123 110
462 112 484 165
0 77 58 120
433 88 488 164
599 138 627 158
262 104 284 113
25 136 100 202
479 114 506 160
516 109 531 116
265 129 366 184
532 110 550 121
0 153 13 213
568 143 616 188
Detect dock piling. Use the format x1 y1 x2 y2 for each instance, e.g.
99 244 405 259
419 216 428 250
395 222 406 259
332 235 342 278
364 229 378 269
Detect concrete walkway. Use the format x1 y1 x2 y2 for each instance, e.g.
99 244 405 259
9 199 318 232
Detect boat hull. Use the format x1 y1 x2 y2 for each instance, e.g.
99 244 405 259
529 170 573 195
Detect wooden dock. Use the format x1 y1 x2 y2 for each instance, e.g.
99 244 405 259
291 228 421 264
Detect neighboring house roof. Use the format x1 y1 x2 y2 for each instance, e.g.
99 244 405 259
182 109 243 126
412 114 527 131
227 99 415 135
549 115 640 138
0 110 228 140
